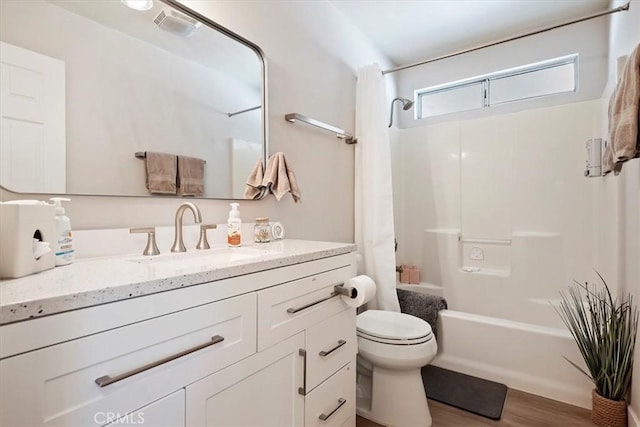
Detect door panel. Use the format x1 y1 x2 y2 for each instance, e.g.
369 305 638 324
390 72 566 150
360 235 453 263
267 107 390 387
186 333 304 427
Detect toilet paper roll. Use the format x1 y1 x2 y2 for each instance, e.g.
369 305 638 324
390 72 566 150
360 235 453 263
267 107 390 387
341 275 376 308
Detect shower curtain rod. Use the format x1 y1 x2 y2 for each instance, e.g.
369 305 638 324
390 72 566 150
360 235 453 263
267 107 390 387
382 2 630 75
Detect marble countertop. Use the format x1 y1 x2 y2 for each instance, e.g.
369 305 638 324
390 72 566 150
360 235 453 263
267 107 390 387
0 239 356 325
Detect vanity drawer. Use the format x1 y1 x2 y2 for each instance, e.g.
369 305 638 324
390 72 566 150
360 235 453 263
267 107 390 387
0 293 256 427
306 308 356 391
257 266 353 351
305 362 356 427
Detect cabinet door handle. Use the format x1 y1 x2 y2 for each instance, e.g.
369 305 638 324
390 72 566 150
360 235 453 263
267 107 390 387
298 348 307 396
94 335 224 388
319 398 346 421
287 292 338 314
319 339 347 357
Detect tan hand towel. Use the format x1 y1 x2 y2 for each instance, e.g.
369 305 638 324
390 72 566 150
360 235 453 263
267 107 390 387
607 43 640 175
178 155 205 197
145 151 177 194
263 152 301 203
244 158 265 200
603 139 623 176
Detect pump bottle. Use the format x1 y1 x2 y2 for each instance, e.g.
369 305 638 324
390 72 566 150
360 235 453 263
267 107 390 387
227 203 242 247
50 197 74 266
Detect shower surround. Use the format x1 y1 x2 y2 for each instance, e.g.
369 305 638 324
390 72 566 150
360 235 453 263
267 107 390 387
391 99 607 408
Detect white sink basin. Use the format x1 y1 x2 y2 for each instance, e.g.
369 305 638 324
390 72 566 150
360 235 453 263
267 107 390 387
128 246 276 267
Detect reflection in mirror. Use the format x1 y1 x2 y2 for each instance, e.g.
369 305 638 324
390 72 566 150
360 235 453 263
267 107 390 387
0 0 265 199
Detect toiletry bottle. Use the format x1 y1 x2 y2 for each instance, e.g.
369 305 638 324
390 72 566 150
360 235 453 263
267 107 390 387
227 203 242 247
50 197 74 266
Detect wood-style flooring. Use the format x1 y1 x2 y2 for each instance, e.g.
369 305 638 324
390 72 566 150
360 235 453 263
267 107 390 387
356 389 593 426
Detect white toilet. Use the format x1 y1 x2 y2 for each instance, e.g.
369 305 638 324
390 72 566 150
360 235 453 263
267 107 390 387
355 310 438 427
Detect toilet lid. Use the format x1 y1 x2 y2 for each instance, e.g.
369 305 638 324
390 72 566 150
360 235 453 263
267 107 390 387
356 310 433 342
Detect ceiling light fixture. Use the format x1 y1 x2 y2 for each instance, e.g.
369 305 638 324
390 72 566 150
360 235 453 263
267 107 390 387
121 0 153 11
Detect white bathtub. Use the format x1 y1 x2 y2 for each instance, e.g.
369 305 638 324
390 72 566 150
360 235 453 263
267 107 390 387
398 284 593 409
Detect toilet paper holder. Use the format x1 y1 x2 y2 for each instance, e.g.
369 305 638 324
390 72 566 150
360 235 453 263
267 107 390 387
334 283 357 299
287 283 358 314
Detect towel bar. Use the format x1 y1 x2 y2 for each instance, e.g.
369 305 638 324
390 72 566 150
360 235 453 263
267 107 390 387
285 113 357 145
135 152 206 164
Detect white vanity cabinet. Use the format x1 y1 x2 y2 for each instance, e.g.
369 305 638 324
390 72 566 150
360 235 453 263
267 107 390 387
0 250 357 427
0 293 257 426
256 267 357 426
186 260 358 427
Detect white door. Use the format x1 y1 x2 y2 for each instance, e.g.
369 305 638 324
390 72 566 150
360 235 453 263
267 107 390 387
0 41 65 193
186 332 305 427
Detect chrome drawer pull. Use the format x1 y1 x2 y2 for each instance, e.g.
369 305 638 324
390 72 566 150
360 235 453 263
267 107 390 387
319 398 346 421
319 339 347 357
298 348 307 396
94 335 225 388
287 292 338 314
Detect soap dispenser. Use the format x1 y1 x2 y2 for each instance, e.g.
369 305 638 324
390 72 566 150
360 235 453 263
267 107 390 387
227 203 242 247
50 197 74 266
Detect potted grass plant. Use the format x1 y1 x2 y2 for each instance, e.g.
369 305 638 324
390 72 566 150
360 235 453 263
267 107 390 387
557 272 638 427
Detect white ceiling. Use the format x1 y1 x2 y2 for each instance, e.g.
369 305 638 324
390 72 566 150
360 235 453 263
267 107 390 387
329 0 610 67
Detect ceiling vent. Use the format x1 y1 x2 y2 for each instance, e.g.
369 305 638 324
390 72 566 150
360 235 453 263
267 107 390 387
153 8 201 37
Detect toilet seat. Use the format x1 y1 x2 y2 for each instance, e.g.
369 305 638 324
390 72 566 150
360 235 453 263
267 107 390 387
357 310 433 345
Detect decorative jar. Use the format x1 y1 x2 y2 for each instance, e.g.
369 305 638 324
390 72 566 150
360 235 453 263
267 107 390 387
254 218 271 243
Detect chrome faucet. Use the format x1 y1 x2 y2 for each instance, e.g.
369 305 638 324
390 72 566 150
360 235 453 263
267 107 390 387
171 202 203 253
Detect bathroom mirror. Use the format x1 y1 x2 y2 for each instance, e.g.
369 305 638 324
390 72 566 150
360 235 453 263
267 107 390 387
0 0 266 199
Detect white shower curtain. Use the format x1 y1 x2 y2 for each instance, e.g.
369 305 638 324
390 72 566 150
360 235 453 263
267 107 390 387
354 64 400 312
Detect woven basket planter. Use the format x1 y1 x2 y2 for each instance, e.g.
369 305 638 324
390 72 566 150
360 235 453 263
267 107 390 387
592 389 627 427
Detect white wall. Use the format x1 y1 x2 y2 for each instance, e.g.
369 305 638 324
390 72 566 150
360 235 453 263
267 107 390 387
1 0 391 244
602 1 640 424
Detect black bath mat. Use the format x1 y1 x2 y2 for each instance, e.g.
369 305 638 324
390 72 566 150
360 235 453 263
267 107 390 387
422 365 508 420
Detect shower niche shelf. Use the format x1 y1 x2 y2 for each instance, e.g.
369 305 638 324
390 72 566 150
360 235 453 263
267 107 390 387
459 237 511 277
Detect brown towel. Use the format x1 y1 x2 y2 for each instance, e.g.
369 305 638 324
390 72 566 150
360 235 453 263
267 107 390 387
145 151 177 194
244 153 301 202
177 155 205 197
263 152 301 202
605 43 640 175
602 138 622 176
244 158 265 200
